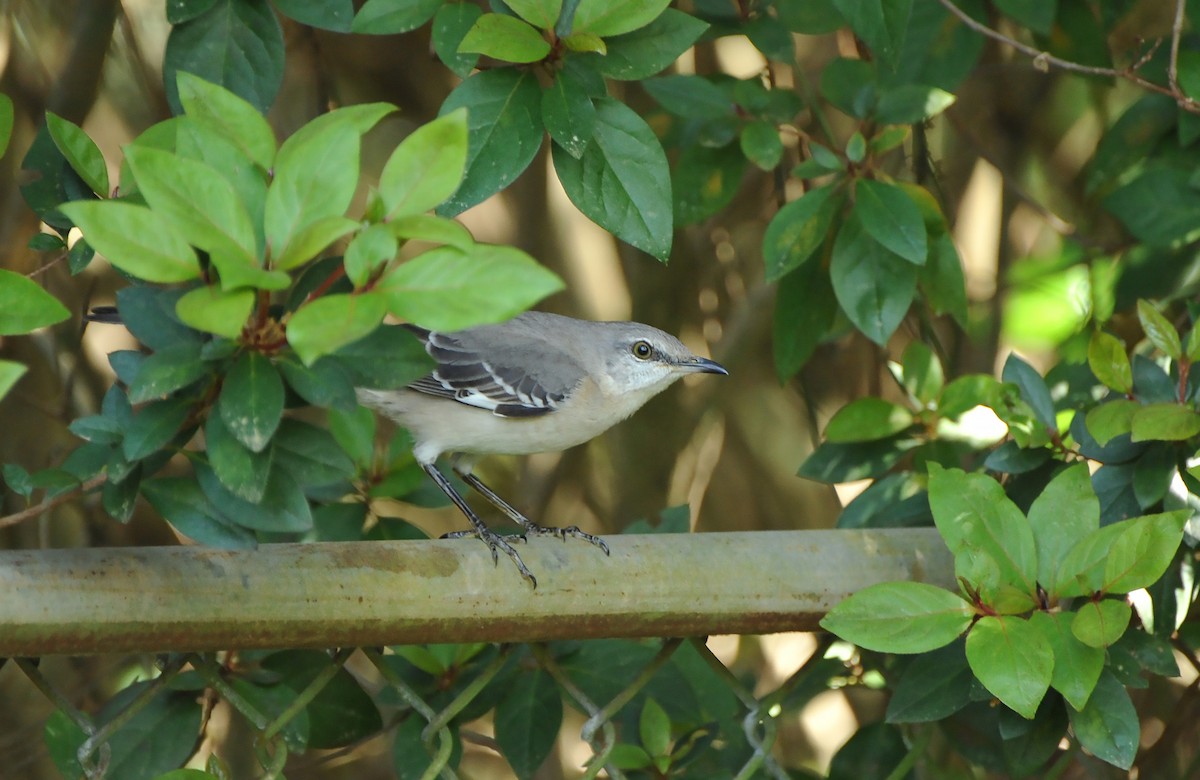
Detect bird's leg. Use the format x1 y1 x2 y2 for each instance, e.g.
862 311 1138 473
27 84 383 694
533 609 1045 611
452 467 611 556
420 462 538 587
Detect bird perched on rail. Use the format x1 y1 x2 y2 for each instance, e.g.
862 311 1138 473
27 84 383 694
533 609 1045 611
356 311 728 587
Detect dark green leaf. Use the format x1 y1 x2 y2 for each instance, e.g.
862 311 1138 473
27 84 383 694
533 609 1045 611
1001 353 1056 432
797 434 920 483
1136 300 1182 360
206 412 272 503
828 722 908 780
218 351 285 452
272 0 354 31
763 185 840 282
438 69 543 215
352 0 441 34
993 0 1054 34
875 83 956 124
143 476 256 547
494 667 562 778
773 260 838 379
1104 168 1200 247
432 2 482 77
1067 672 1138 770
921 232 968 325
272 419 356 485
329 406 376 468
330 324 433 389
965 615 1052 719
820 58 878 119
643 75 731 120
0 93 12 157
1132 443 1176 508
552 97 673 260
854 179 927 264
277 356 357 412
886 641 973 722
820 581 972 653
900 340 943 405
96 685 203 780
671 142 745 225
830 211 918 345
832 0 914 69
983 440 1050 474
542 68 596 159
128 343 209 403
825 397 914 442
116 286 199 351
164 0 284 114
123 398 192 461
259 650 383 749
590 9 708 80
196 460 312 533
837 472 931 529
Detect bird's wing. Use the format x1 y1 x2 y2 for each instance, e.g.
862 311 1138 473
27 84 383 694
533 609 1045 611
404 323 580 418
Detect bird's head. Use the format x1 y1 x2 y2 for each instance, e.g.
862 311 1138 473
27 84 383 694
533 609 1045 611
594 323 727 400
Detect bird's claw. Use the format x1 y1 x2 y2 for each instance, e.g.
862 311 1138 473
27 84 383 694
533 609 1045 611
522 523 610 556
443 527 537 587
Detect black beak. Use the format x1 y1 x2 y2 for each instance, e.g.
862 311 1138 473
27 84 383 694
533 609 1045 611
681 356 728 375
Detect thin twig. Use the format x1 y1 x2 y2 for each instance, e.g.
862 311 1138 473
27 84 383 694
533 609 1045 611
0 473 107 529
936 0 1200 113
1169 0 1187 96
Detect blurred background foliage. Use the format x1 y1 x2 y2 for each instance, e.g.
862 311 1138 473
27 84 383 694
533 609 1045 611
2 0 1200 777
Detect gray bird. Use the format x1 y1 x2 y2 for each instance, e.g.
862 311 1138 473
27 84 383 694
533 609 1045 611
357 311 728 586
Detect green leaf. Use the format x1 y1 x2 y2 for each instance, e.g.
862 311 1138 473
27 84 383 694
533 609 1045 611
885 641 973 723
798 434 920 483
1068 671 1137 770
1103 168 1200 247
592 9 709 81
740 120 783 170
143 475 255 547
830 211 918 346
45 112 109 196
542 68 596 159
378 244 563 331
993 0 1055 35
176 71 275 169
351 0 441 33
1055 517 1140 598
0 359 26 400
277 355 356 412
640 698 671 757
128 343 209 403
831 0 913 69
552 97 673 261
1027 464 1098 593
0 93 13 156
773 260 838 379
438 69 543 215
1085 399 1138 446
458 14 551 63
572 0 671 37
1103 509 1188 593
175 285 254 339
874 83 956 124
1028 611 1104 711
273 419 356 485
507 0 562 28
205 412 272 503
273 0 354 31
164 0 284 115
672 143 745 225
379 108 469 219
965 615 1052 719
287 292 388 365
218 352 285 452
855 179 927 264
921 232 968 326
1136 300 1182 359
1071 599 1131 648
1087 331 1132 394
0 268 70 334
331 323 433 389
266 121 360 271
59 201 201 283
123 398 192 460
124 145 277 291
928 465 1039 602
432 2 482 77
1130 403 1200 442
819 581 972 653
1001 353 1056 432
494 667 562 778
900 341 943 405
642 75 731 120
762 185 841 282
388 214 475 249
328 406 376 468
562 31 606 53
272 216 359 272
344 224 398 287
196 460 311 533
825 398 914 443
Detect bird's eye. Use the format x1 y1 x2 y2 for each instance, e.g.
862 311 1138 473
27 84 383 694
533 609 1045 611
631 340 653 360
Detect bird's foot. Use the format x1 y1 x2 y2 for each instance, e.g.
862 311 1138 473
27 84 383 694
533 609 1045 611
442 528 538 587
520 522 611 556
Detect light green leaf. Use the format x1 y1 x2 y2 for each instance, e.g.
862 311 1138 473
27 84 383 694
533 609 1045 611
344 224 398 287
506 0 562 28
1131 403 1200 442
286 292 388 365
378 244 563 331
1027 463 1098 593
379 108 469 219
1028 611 1104 711
900 341 943 405
1087 331 1132 394
0 93 13 156
458 14 551 63
59 201 201 283
965 615 1053 719
572 0 671 37
639 698 671 758
272 216 358 271
552 98 672 261
175 285 254 339
1071 599 1131 648
176 71 276 169
1103 509 1188 593
45 112 109 196
819 581 973 653
1136 299 1182 359
1084 399 1138 446
0 268 71 334
388 214 475 249
0 360 28 400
